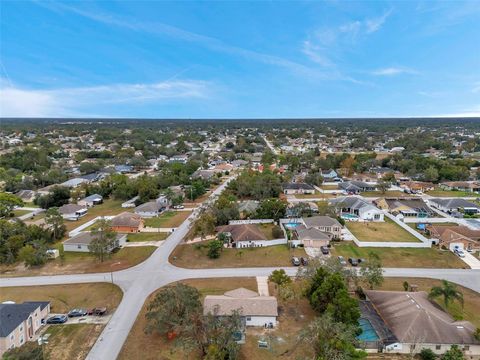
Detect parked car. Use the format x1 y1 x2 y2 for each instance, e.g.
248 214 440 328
455 249 466 258
338 256 347 266
173 205 185 209
68 309 87 317
301 257 308 266
47 315 68 324
320 246 329 255
291 257 301 266
88 307 108 316
358 258 366 264
348 257 359 266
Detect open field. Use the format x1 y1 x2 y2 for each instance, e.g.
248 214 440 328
170 242 305 268
0 283 122 313
144 210 191 228
127 232 169 242
426 189 477 197
120 278 315 360
331 243 466 268
44 324 104 360
379 278 480 327
360 191 412 197
64 199 129 231
346 218 420 242
0 246 156 277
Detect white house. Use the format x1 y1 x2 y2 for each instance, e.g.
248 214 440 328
58 204 88 221
78 194 103 208
428 198 480 215
330 197 384 221
63 232 127 252
203 288 278 328
134 195 170 218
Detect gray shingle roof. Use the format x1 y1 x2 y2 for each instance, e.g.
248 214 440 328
0 302 50 337
302 216 341 228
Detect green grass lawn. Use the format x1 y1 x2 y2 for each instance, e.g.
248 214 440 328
65 199 128 231
127 232 169 242
257 223 276 240
170 242 305 268
12 209 32 217
360 190 412 197
426 189 476 197
144 210 191 228
346 217 420 242
331 242 466 268
320 185 339 190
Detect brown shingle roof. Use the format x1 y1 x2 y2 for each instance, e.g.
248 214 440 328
111 212 143 228
366 290 478 345
216 224 267 242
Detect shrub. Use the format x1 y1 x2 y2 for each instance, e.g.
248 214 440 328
420 348 437 360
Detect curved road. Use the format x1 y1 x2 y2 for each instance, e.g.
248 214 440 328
1 176 479 360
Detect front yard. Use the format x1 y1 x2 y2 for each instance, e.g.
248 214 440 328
331 243 466 268
144 210 192 228
0 246 156 277
64 199 129 231
360 190 413 197
127 232 169 242
346 218 421 242
170 242 305 268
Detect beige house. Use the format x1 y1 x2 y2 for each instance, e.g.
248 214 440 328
0 302 50 356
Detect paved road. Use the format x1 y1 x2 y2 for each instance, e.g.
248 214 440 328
1 175 480 360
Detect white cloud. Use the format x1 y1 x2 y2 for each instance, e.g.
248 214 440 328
301 40 333 67
371 67 418 76
365 9 393 33
0 80 211 117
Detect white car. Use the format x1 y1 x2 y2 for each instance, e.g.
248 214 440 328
173 205 185 209
455 249 466 258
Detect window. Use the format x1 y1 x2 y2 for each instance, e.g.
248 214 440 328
77 245 82 249
10 334 14 341
20 336 24 344
464 345 470 351
246 317 252 321
19 326 23 332
436 345 441 350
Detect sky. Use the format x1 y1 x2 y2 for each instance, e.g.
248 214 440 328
0 1 479 118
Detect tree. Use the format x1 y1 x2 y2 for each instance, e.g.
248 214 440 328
419 348 437 360
18 242 47 267
34 186 70 209
359 252 384 290
403 281 410 291
300 314 367 360
207 239 223 259
424 166 439 183
339 156 355 177
192 211 216 240
0 193 23 218
45 207 66 240
255 198 287 221
441 345 464 360
376 180 390 194
269 269 291 286
88 219 116 262
429 280 464 308
145 283 202 336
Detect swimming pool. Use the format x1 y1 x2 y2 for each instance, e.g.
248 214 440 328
284 223 301 229
357 318 380 341
341 213 359 220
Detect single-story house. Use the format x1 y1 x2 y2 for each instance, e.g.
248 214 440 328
439 181 480 193
77 194 103 208
121 196 139 208
426 225 480 252
192 169 216 181
0 301 51 355
238 200 260 216
216 224 275 248
320 169 341 181
339 181 376 194
428 198 480 215
15 190 36 203
400 181 435 193
134 195 170 218
330 197 384 221
63 232 127 252
60 178 90 188
231 159 248 168
364 290 480 356
203 288 278 328
375 198 434 218
282 183 315 195
58 204 88 221
111 212 144 233
168 154 189 164
115 165 134 174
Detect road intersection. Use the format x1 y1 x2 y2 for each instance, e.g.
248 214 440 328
1 176 479 360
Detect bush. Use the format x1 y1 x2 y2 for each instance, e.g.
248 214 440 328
2 341 43 360
420 348 437 360
207 240 223 259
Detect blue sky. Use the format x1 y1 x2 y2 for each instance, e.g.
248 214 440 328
1 1 479 118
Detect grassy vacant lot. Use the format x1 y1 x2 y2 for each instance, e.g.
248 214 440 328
346 218 420 242
127 232 169 242
44 324 104 360
0 246 156 277
379 278 480 328
64 199 129 231
170 242 305 268
0 283 122 313
426 189 475 197
120 278 315 360
331 243 466 268
144 210 191 228
360 190 412 197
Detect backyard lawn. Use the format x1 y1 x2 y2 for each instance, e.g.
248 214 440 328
379 278 480 328
170 242 305 268
331 243 466 268
257 223 277 240
64 199 129 231
127 232 169 242
360 190 412 197
120 278 315 360
0 246 156 277
295 192 335 199
320 184 339 190
426 189 477 197
144 210 192 228
346 218 420 242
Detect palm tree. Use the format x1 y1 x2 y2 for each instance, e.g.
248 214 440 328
428 280 464 308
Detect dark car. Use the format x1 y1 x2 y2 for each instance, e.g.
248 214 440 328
88 307 107 316
348 257 359 266
291 257 301 266
300 257 308 266
320 246 329 255
68 309 87 317
46 315 68 324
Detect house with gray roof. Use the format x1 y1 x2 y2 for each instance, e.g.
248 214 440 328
282 182 315 195
203 288 277 328
330 197 384 221
339 181 376 194
58 204 88 221
0 301 50 355
78 194 103 208
428 198 480 215
63 232 127 253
